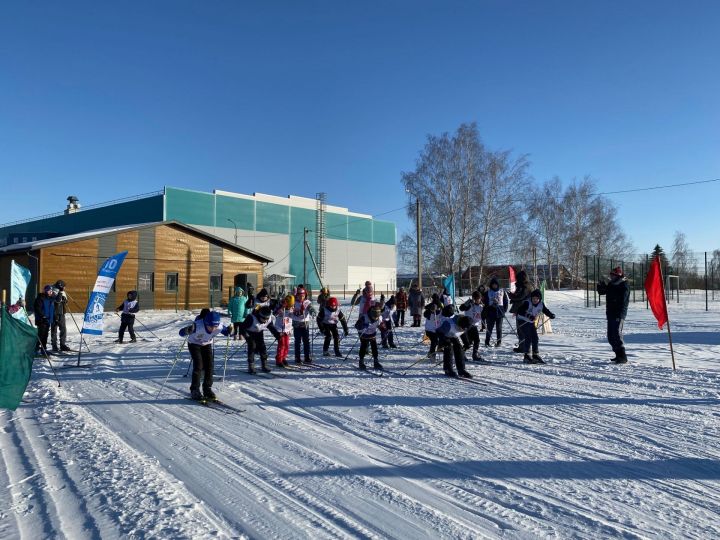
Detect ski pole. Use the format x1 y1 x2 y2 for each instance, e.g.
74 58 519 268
399 352 437 375
63 293 92 352
343 334 361 362
134 316 163 341
157 336 188 398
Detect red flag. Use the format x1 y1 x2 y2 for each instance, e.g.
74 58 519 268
645 255 668 329
508 266 516 293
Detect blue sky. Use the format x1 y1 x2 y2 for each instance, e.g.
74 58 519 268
1 1 719 254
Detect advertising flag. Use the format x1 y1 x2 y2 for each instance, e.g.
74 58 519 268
81 251 128 335
10 260 32 324
442 274 455 303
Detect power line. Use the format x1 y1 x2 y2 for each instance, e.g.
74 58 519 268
596 177 720 196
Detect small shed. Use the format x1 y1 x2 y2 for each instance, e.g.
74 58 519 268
0 221 272 312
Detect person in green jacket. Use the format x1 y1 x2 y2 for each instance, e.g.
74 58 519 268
228 287 248 340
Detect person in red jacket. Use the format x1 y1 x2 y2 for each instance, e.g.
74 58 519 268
394 287 408 326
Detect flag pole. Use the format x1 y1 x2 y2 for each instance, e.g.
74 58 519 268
658 259 677 371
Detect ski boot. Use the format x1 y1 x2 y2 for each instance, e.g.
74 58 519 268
444 369 458 377
359 359 367 370
531 354 545 364
295 357 303 365
484 339 491 347
282 359 289 367
52 345 60 353
114 339 123 344
204 389 217 401
472 350 483 362
60 345 72 352
523 354 533 363
334 349 343 358
373 359 383 371
130 337 137 343
248 361 257 374
190 389 204 401
513 346 523 353
494 340 501 347
303 356 313 365
323 350 331 357
389 343 398 349
458 370 473 379
260 359 272 373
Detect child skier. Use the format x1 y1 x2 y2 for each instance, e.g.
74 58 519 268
237 305 281 373
516 289 555 364
436 314 473 378
291 286 316 364
359 281 374 315
228 287 247 340
319 296 349 357
354 302 384 371
380 297 397 349
179 310 231 401
423 297 443 358
482 277 508 347
274 294 294 367
459 291 485 361
115 290 139 343
254 288 271 310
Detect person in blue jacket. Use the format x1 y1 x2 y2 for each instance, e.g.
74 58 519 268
179 310 231 401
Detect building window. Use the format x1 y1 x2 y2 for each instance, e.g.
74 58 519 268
22 237 27 242
138 272 154 292
210 274 223 291
165 272 179 292
31 236 37 241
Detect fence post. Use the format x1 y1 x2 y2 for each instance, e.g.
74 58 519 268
705 252 709 311
585 255 589 308
632 262 636 302
175 287 179 313
597 256 601 307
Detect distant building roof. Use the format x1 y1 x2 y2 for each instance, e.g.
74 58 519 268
0 220 274 263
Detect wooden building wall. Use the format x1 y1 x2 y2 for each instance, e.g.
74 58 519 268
2 223 266 313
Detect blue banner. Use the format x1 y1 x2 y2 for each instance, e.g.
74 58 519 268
443 274 455 303
81 251 128 336
10 260 32 324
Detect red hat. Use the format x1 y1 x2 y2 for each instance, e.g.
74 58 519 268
610 266 624 277
327 297 338 309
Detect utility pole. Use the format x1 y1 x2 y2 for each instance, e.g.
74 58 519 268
303 227 308 287
416 199 422 290
227 218 238 245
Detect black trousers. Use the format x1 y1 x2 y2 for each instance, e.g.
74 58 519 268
119 314 136 341
36 320 50 352
485 313 502 344
232 322 242 336
359 336 378 360
247 332 268 367
607 318 625 352
293 325 310 360
51 315 67 348
394 310 405 326
426 330 439 355
323 324 341 353
189 343 214 393
467 326 481 352
441 336 466 374
381 327 395 347
518 321 539 354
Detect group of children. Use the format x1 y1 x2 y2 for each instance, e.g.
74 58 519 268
178 275 557 401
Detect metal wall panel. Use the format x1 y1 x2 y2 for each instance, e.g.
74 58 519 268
97 233 118 309
138 227 156 309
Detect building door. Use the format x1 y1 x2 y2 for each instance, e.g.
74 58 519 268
233 273 256 294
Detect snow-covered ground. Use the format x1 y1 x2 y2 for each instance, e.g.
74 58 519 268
2 290 719 539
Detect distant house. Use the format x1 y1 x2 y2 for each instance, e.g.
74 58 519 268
0 221 272 311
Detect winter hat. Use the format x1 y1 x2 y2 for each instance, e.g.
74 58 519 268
471 291 482 301
235 287 244 296
610 266 624 277
457 315 472 330
442 304 455 317
54 280 66 290
257 306 272 323
365 280 372 287
530 289 542 300
489 277 499 290
43 285 53 294
127 290 138 301
203 311 221 327
284 294 295 308
327 297 339 310
368 305 382 321
257 288 269 300
295 286 306 298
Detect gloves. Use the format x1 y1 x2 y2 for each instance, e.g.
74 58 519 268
549 313 556 320
183 325 194 334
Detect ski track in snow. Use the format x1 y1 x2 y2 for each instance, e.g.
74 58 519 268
2 290 720 539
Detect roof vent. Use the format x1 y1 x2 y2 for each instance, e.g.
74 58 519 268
65 196 81 215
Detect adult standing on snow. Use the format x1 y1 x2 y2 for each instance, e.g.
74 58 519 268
227 287 247 340
51 279 71 352
358 281 374 315
408 283 425 327
394 287 408 326
597 267 630 364
33 285 55 355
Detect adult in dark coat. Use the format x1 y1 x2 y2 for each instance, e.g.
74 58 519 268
597 266 631 363
408 284 425 327
33 285 56 354
51 279 71 352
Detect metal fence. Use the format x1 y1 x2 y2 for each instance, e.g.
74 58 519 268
584 252 720 311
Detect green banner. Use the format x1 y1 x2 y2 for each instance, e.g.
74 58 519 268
0 307 38 410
